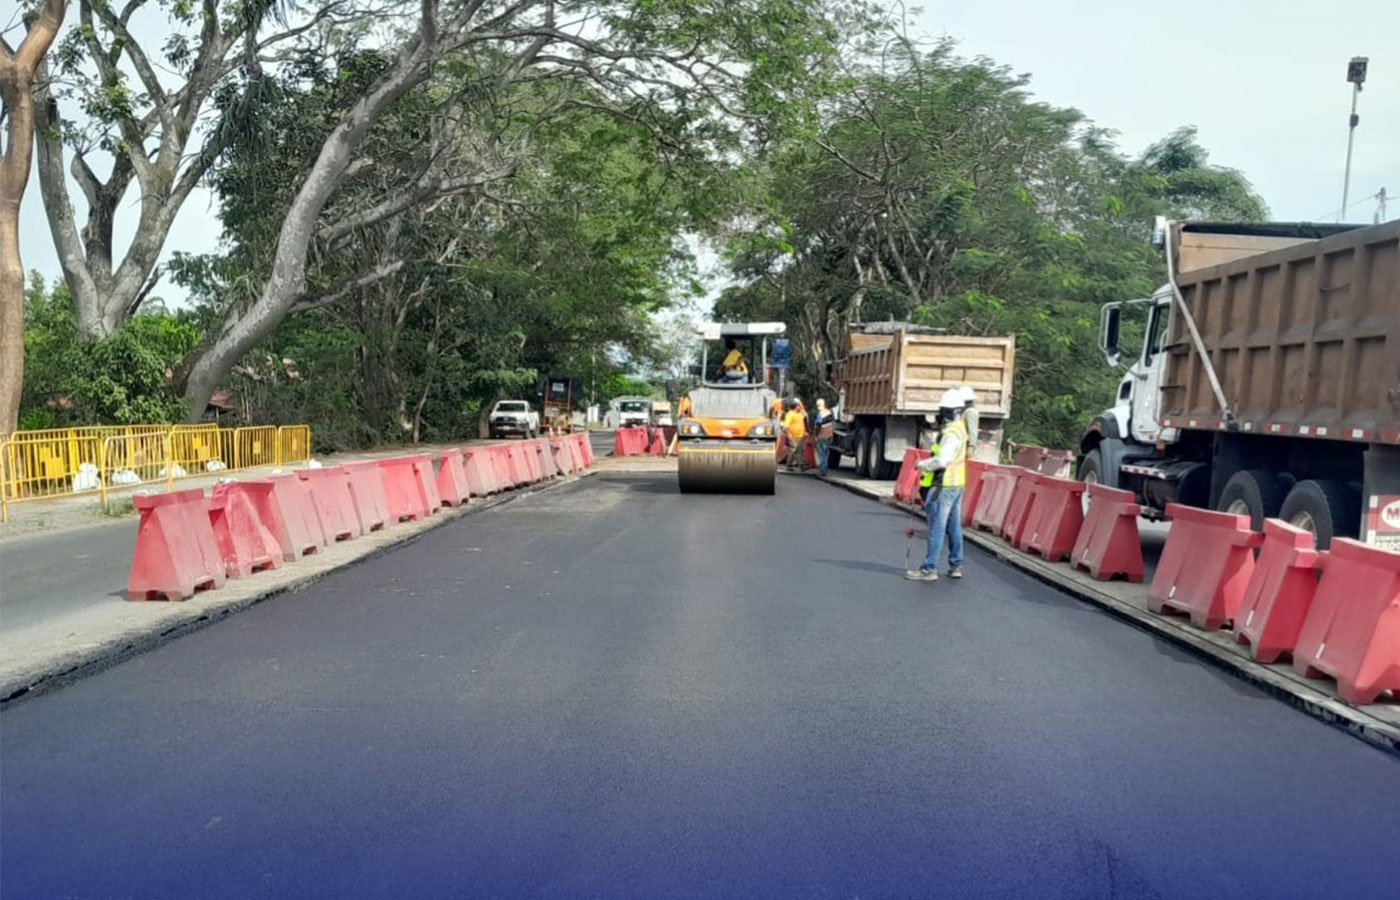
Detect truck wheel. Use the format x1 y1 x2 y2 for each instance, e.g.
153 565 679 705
1077 450 1103 514
853 427 871 477
1217 469 1287 532
1279 479 1360 549
870 428 897 480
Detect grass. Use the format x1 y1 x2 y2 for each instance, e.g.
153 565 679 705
101 497 136 518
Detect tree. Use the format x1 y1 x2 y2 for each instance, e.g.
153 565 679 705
1 0 66 435
176 0 851 420
33 0 362 339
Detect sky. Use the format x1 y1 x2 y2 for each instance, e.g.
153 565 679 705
16 0 1400 307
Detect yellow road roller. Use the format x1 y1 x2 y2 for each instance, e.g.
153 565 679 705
676 322 785 494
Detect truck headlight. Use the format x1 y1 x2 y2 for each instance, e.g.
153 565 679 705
748 423 774 437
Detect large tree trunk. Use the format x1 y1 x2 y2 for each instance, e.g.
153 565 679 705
182 35 437 421
0 0 67 435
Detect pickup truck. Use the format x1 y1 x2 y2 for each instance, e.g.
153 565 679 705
488 400 541 439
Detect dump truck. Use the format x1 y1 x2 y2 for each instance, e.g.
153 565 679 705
1084 217 1400 549
829 323 1016 478
675 322 783 494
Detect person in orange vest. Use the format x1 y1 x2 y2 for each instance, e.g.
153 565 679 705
782 399 808 469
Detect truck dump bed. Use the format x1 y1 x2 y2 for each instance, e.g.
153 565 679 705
1160 219 1400 443
840 331 1015 417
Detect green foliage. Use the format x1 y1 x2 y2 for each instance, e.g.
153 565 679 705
724 40 1267 450
21 274 200 426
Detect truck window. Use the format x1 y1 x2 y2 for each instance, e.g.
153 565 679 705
620 401 647 413
497 402 527 412
1145 305 1170 360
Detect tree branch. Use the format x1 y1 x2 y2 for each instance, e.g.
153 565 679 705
290 260 407 314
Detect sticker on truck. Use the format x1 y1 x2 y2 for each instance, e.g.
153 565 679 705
1367 494 1400 551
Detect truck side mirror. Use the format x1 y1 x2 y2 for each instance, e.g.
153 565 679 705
1100 305 1123 368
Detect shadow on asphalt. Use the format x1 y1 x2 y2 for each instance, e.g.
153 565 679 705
620 478 680 494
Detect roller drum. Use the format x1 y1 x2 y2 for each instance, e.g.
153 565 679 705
677 441 776 494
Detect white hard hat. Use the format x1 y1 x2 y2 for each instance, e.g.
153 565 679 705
938 388 962 410
957 386 977 406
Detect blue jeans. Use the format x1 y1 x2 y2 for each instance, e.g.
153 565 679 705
921 486 964 571
815 437 830 473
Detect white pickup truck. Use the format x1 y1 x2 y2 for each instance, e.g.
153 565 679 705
488 400 541 439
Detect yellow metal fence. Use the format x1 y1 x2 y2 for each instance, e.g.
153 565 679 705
1 424 313 522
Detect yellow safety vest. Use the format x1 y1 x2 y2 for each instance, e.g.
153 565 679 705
919 417 969 488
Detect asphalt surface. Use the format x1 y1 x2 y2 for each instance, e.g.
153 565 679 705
0 520 137 630
2 472 1398 899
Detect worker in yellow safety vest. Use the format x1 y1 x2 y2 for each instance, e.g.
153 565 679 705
906 387 971 582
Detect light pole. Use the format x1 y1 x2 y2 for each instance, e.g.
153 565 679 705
1341 56 1368 222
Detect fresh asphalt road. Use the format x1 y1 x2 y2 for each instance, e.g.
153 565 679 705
2 473 1398 899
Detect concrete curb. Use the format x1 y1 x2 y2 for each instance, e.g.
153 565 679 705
817 473 1400 758
0 471 594 708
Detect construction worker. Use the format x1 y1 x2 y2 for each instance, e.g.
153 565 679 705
718 339 749 383
769 395 784 421
905 388 969 582
782 399 808 469
812 398 834 476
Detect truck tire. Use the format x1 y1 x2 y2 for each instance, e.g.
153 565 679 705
1077 449 1103 486
1217 469 1287 532
1278 479 1360 549
870 427 897 480
853 427 871 478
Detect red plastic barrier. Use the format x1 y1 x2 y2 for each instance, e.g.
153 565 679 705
1070 483 1144 582
970 466 1024 533
535 439 560 479
1019 476 1087 562
576 433 594 468
507 442 537 484
1292 538 1400 703
128 489 227 601
1013 444 1077 478
961 460 989 527
488 445 517 488
999 470 1041 546
436 448 471 507
412 454 442 512
1148 503 1263 630
649 430 667 456
298 466 362 541
209 482 283 579
267 474 327 558
803 437 817 469
341 461 390 532
461 448 499 496
379 456 431 522
1234 519 1323 664
612 428 630 456
524 441 546 482
894 449 930 503
550 439 576 475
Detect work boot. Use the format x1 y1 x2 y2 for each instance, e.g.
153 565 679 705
904 568 938 581
948 565 963 580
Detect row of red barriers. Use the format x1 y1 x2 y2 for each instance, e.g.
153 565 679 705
893 462 1399 706
127 434 595 602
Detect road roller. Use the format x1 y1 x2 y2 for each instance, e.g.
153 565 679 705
676 322 784 494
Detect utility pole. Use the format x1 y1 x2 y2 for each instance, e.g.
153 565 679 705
1377 187 1389 224
1340 57 1368 222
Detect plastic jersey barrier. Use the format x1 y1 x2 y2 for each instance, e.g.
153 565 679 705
999 470 1041 546
379 456 431 523
128 489 227 601
488 445 517 489
1292 538 1400 704
1070 483 1144 582
298 466 362 541
461 448 499 496
506 443 535 485
436 449 471 507
1019 476 1087 562
961 461 989 527
209 482 282 579
550 439 576 476
1233 519 1323 664
341 462 390 533
970 466 1023 534
266 474 328 558
411 454 443 512
893 449 930 503
535 440 560 479
1148 503 1263 630
576 433 594 468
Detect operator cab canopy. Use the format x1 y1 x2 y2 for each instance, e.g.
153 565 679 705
695 322 786 387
